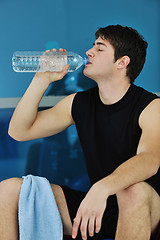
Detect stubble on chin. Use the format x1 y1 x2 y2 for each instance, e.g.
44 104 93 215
83 69 99 83
83 67 92 78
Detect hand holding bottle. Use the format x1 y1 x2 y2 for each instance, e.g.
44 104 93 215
34 48 69 85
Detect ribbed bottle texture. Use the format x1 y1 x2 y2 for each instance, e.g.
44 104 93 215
12 51 88 72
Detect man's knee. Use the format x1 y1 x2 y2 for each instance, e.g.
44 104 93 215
116 182 152 211
0 178 23 203
50 184 73 235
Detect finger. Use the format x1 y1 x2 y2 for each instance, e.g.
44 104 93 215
63 64 69 70
59 64 69 77
42 49 50 56
58 48 67 52
72 215 81 239
59 64 69 75
51 48 57 52
49 64 69 80
80 217 88 240
95 215 102 234
88 216 95 237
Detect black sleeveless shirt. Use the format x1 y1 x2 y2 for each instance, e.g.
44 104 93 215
71 84 160 195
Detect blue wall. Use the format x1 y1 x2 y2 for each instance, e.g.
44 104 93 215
0 0 159 98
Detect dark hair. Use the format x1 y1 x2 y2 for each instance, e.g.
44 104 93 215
95 25 148 83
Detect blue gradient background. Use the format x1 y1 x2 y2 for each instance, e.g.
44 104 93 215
0 0 159 97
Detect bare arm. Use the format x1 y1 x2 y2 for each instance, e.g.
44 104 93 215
8 49 75 141
97 98 160 196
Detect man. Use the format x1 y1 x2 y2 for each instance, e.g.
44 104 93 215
1 24 159 240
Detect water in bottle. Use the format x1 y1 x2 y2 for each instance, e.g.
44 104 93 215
12 51 88 72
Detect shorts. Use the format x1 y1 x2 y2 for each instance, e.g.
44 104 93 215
60 185 118 240
59 167 160 240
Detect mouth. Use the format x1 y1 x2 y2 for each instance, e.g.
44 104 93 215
86 61 92 65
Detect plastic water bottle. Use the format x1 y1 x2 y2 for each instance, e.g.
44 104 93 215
12 51 88 72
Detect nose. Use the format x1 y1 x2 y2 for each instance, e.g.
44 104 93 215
86 48 95 58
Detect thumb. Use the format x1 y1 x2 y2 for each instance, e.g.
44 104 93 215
61 64 69 75
63 64 69 71
56 64 69 80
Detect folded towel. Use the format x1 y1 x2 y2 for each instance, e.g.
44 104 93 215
18 174 63 240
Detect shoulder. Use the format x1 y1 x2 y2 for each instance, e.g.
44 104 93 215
53 93 76 117
56 93 76 107
71 86 98 121
72 86 98 104
131 85 159 123
139 98 160 129
75 86 98 97
133 84 158 101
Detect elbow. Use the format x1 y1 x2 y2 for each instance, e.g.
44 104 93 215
149 155 160 177
8 132 25 142
152 161 159 176
8 123 33 142
139 152 159 178
153 152 160 175
8 124 24 142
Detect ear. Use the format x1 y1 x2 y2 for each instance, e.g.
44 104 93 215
117 56 130 69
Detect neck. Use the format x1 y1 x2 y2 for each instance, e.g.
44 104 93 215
98 77 131 105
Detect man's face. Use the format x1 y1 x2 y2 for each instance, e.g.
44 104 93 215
83 37 116 82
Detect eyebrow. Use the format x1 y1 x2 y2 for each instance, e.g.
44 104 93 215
93 42 107 47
